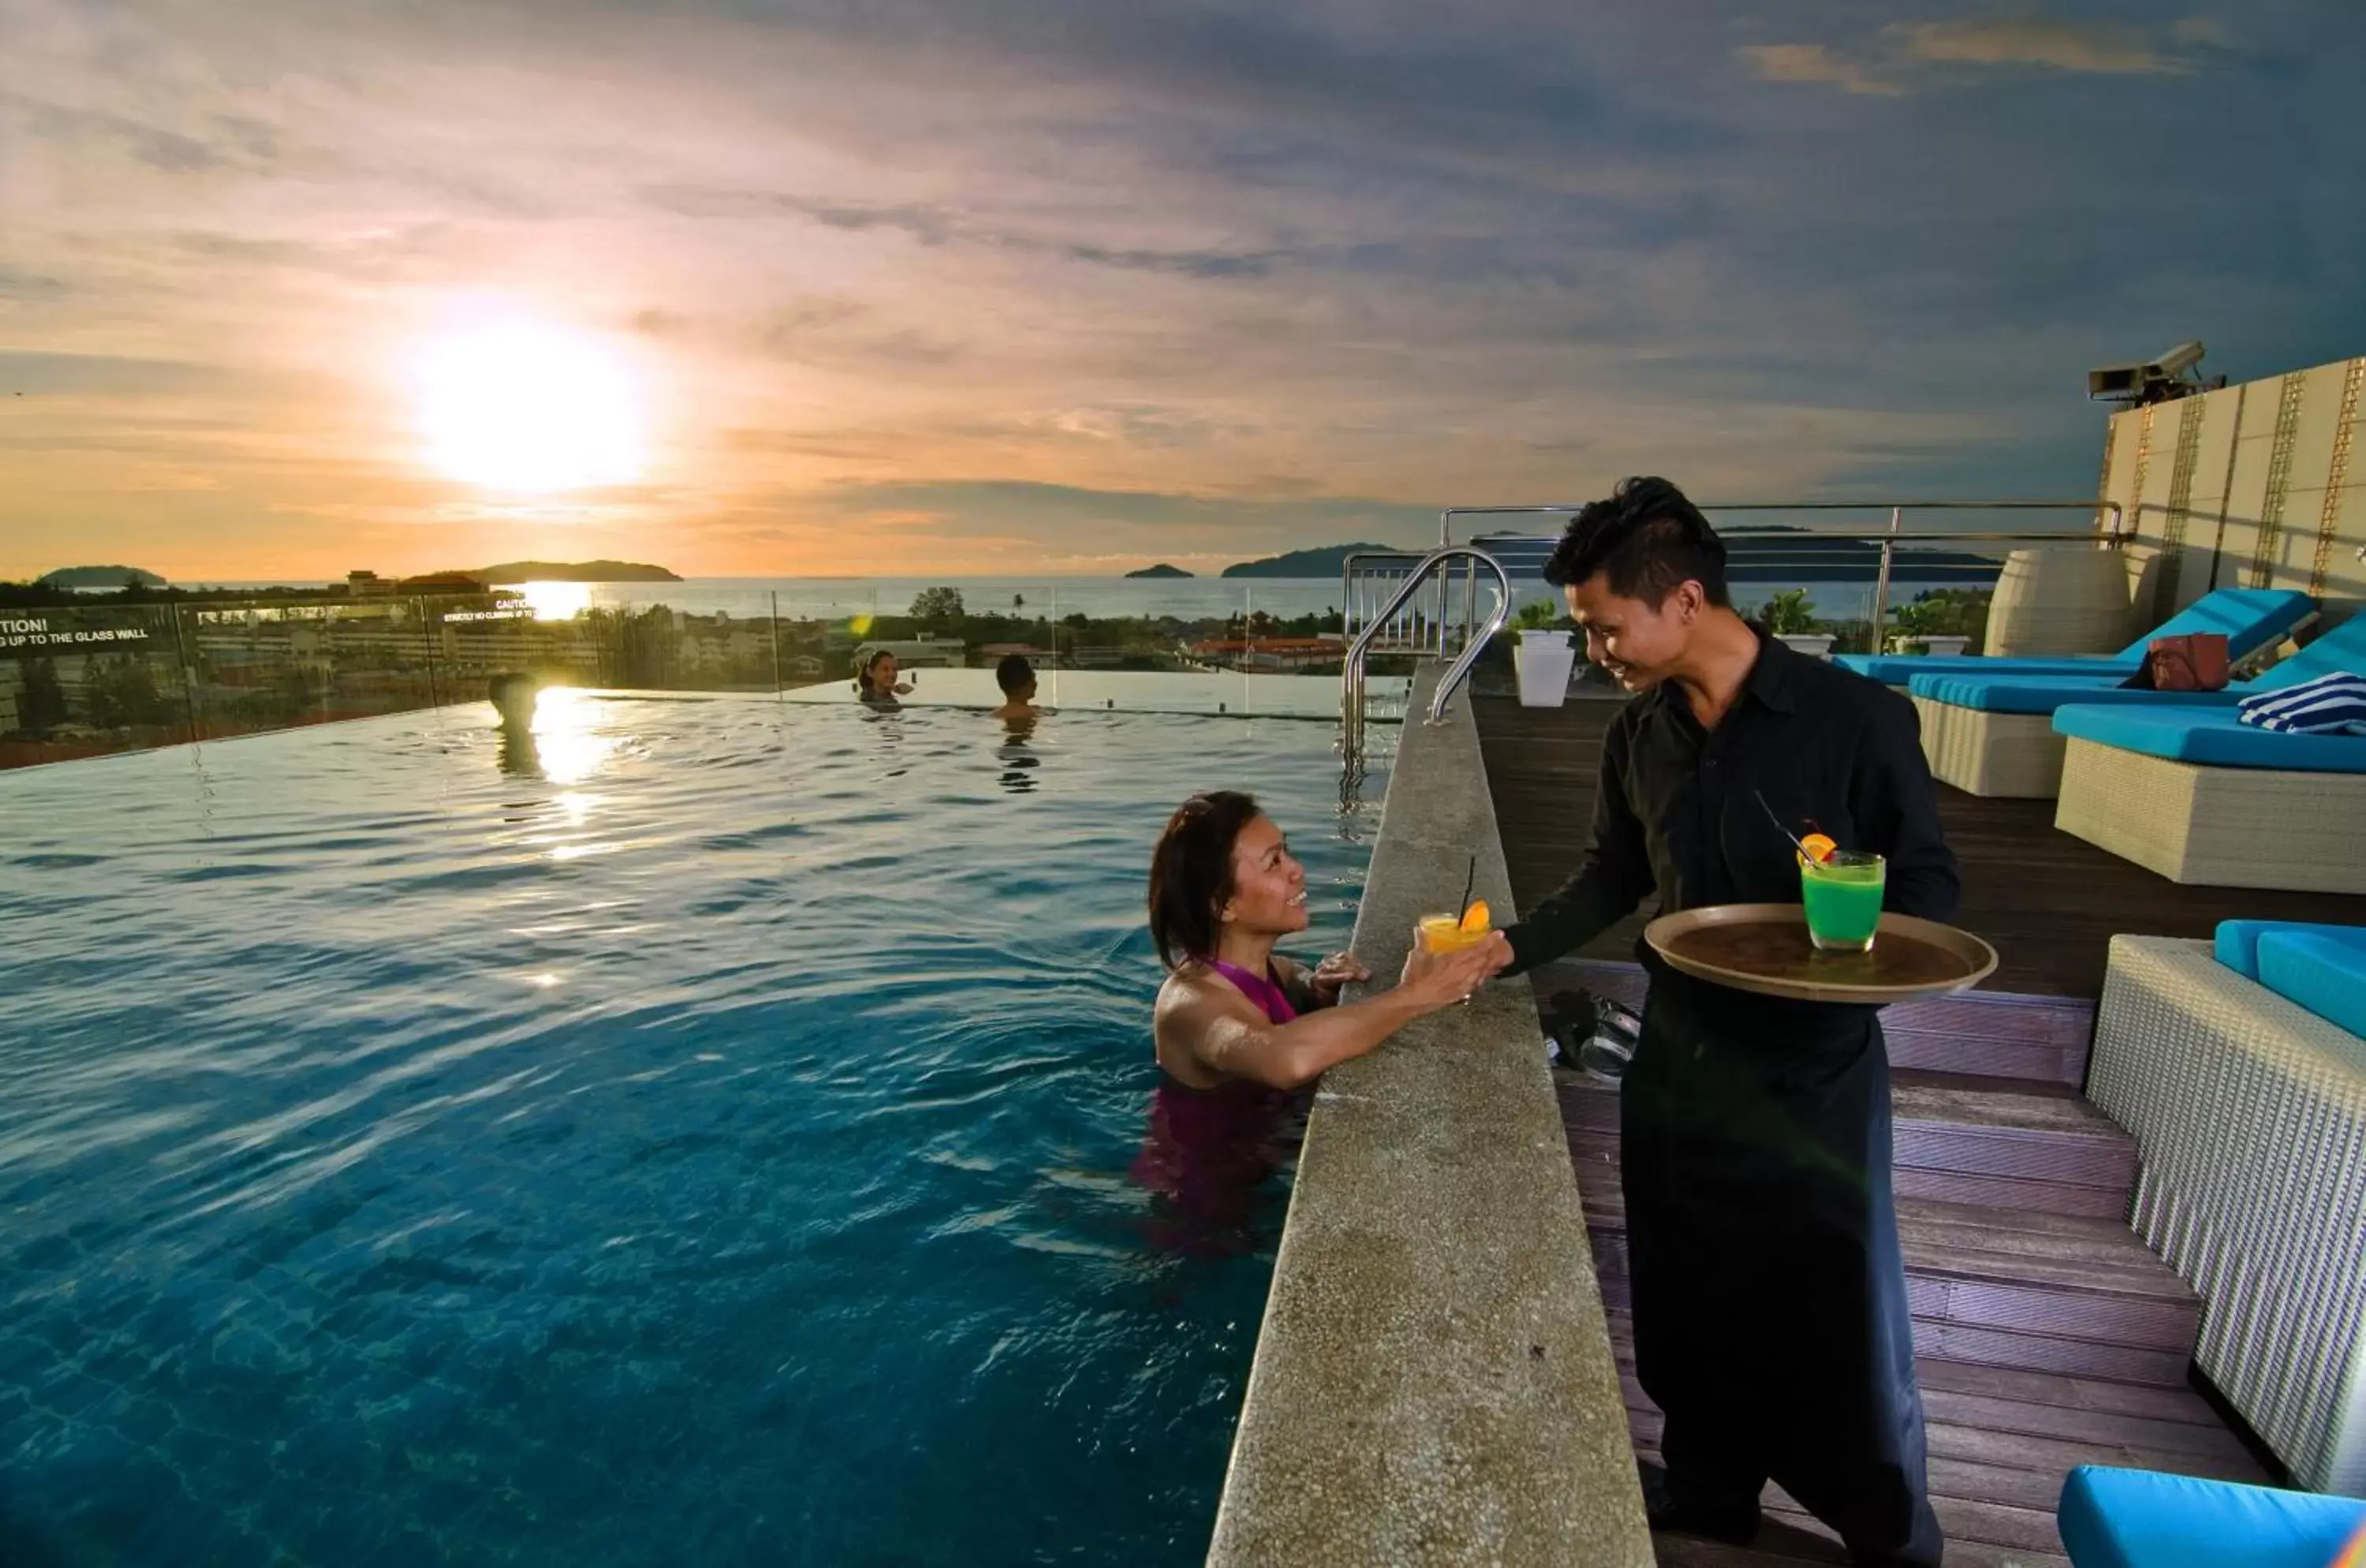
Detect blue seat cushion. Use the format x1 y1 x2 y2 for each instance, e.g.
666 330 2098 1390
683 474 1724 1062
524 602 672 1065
1908 673 2241 714
2216 920 2366 980
2256 930 2366 1037
2058 1465 2366 1568
2052 705 2366 772
1841 651 2141 685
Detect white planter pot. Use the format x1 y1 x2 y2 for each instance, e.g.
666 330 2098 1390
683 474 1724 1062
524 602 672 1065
1513 630 1577 707
1776 633 1835 660
1921 635 1971 657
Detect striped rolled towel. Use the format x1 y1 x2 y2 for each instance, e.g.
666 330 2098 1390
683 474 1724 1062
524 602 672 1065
2239 670 2366 734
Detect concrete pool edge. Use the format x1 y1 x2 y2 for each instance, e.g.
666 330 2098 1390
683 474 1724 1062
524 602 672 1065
1205 668 1654 1566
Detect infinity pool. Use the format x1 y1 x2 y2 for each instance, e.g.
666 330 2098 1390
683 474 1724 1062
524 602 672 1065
0 693 1383 1566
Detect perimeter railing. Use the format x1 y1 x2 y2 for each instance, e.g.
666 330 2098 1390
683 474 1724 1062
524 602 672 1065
1435 499 2127 654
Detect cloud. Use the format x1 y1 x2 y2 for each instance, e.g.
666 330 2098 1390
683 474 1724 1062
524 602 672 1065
1737 45 1905 96
1742 15 2220 96
1895 17 2189 75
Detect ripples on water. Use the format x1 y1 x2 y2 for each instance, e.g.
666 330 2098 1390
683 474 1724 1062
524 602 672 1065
0 693 1383 1567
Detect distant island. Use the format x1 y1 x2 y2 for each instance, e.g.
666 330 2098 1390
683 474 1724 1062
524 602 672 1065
1222 542 1408 578
474 560 681 584
37 566 166 589
1125 563 1193 579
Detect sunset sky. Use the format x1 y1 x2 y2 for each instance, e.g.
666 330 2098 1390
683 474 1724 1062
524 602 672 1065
2 0 2357 581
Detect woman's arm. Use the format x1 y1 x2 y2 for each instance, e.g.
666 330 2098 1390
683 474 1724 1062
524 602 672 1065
1159 943 1497 1091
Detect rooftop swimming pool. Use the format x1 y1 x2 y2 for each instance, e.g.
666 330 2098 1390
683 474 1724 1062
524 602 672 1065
0 691 1385 1566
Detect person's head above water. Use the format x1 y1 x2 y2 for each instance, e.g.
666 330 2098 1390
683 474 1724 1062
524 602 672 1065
488 671 539 728
1147 790 1307 969
856 648 900 697
994 652 1037 704
1542 475 1741 693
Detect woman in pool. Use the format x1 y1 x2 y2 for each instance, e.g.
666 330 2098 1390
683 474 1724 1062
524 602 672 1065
855 649 913 707
1134 790 1497 1247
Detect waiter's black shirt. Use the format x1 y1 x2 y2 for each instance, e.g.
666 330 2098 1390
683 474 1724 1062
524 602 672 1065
1505 629 1960 978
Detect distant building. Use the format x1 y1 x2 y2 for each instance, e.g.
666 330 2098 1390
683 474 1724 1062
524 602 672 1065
1068 646 1125 668
976 643 1045 660
786 655 823 677
1184 637 1345 671
851 635 964 670
345 570 396 598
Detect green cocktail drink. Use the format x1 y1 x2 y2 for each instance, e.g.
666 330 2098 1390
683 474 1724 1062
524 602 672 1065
1801 849 1886 952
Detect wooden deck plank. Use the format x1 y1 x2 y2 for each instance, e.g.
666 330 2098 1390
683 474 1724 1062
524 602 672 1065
1478 694 2366 999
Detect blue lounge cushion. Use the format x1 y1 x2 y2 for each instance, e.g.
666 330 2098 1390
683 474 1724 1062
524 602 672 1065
2216 920 2366 980
1838 587 2313 685
1910 613 2366 715
2256 930 2366 1038
2052 705 2366 772
1908 674 2240 714
2057 1465 2366 1568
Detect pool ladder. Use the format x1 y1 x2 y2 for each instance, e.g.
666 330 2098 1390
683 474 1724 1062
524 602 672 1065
1339 544 1513 761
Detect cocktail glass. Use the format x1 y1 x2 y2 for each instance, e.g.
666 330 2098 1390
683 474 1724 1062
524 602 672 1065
1801 849 1885 953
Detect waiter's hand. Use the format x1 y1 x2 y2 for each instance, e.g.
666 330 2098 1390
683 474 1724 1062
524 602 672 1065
1474 929 1516 976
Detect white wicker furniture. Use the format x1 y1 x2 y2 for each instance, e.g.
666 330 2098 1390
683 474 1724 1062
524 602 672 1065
2054 737 2366 894
2088 936 2366 1495
1914 699 2066 798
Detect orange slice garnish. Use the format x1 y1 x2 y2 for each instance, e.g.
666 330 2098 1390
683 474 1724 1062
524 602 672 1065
1458 899 1491 932
1798 833 1837 864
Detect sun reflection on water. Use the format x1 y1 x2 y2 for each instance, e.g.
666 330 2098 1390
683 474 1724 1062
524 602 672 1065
528 687 618 786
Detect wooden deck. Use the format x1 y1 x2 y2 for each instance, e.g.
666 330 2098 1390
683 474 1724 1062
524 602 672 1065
1476 693 2366 999
1475 692 2306 1562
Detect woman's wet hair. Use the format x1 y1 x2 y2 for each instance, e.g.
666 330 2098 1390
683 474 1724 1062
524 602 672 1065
1148 790 1263 969
995 652 1035 697
1541 475 1730 607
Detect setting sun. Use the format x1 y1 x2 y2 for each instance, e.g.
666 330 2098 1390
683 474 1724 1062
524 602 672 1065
415 322 646 493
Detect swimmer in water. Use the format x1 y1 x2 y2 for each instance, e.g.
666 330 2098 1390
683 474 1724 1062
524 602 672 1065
1133 790 1495 1247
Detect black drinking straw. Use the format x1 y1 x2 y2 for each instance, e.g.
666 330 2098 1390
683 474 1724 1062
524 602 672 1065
1457 854 1476 921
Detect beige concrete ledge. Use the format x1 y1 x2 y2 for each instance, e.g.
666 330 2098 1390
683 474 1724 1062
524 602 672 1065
1206 669 1652 1567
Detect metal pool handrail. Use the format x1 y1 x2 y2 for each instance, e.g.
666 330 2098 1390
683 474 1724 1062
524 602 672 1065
1431 499 2128 651
1341 545 1512 758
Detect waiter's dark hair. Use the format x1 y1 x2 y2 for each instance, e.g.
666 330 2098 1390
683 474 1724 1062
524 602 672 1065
1541 476 1730 607
1148 790 1263 969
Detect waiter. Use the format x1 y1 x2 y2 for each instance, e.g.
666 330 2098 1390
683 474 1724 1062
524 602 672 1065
1480 477 1958 1564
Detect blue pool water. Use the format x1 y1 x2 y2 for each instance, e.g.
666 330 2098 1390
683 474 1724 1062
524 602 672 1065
0 693 1383 1566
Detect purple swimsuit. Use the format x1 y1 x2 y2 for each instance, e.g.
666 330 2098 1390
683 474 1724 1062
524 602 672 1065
1133 959 1309 1248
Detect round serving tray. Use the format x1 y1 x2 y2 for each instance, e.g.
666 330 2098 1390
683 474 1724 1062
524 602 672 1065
1642 903 1998 1004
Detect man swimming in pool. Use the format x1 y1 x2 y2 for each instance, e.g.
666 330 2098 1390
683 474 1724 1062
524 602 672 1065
991 653 1039 726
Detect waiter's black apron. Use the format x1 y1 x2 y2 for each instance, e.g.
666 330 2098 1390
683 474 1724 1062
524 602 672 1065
1624 954 1939 1562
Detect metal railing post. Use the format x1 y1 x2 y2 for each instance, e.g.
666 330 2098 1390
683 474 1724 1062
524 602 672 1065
1871 506 1901 654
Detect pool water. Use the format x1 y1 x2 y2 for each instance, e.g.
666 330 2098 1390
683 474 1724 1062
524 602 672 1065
0 693 1383 1567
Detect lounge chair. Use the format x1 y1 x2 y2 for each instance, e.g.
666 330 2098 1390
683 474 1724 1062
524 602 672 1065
1834 586 2312 686
1906 610 2366 799
2050 704 2366 892
2086 930 2366 1492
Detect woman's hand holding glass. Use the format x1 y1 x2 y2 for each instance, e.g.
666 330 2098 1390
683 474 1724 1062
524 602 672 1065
1398 939 1502 1011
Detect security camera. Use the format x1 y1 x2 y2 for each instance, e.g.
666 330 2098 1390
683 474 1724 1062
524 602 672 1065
2144 342 2205 383
2088 341 2214 405
2088 362 2145 401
